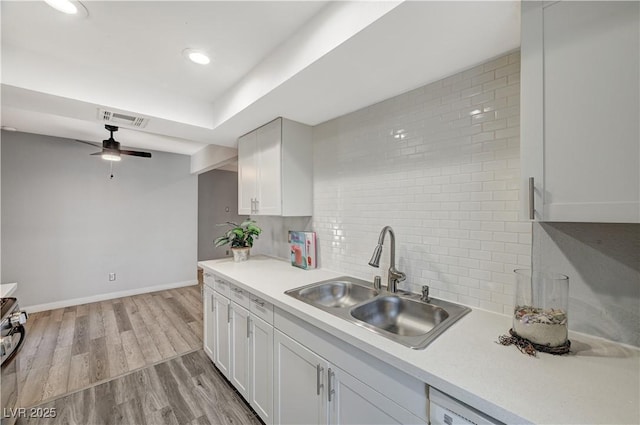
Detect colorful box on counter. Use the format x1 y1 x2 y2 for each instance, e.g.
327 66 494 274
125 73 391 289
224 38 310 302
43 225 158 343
288 231 317 270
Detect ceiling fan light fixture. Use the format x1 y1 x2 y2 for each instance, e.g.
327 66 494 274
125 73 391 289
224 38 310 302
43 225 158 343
102 152 121 162
43 0 88 17
183 48 210 65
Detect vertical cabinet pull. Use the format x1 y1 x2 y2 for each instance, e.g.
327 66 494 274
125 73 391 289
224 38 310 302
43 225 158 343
227 306 231 323
528 177 535 220
328 368 335 402
316 364 324 396
247 317 251 338
211 295 214 312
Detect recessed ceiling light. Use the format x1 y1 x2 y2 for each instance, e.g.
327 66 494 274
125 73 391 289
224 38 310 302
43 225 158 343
1 126 17 132
43 0 88 17
183 49 211 65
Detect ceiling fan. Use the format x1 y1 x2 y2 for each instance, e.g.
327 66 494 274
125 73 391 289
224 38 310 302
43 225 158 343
76 125 152 161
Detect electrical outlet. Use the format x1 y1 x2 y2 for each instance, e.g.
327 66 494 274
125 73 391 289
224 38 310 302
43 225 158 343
109 273 116 281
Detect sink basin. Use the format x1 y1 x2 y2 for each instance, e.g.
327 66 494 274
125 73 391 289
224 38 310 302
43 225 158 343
285 277 471 349
350 296 449 336
286 277 378 308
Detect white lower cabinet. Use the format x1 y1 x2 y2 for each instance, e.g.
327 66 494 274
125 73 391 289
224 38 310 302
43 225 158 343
230 302 250 399
205 274 274 425
250 315 274 424
212 291 231 378
330 367 422 425
203 285 215 361
274 330 422 425
204 271 425 425
274 330 329 425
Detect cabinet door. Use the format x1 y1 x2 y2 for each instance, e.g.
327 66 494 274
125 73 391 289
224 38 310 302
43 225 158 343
249 315 274 424
543 1 639 222
238 130 258 215
329 366 423 425
274 330 328 425
255 118 282 215
203 285 215 361
213 293 231 378
521 1 640 222
229 302 250 399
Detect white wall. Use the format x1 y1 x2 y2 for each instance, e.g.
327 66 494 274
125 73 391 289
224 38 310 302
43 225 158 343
1 131 197 309
251 216 312 260
533 223 640 347
313 51 530 315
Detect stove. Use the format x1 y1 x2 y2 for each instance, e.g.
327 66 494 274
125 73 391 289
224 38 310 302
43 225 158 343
1 296 26 425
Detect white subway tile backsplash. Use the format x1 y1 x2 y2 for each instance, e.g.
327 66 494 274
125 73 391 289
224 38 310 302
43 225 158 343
312 52 529 314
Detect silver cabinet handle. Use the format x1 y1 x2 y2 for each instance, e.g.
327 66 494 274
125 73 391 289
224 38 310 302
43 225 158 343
247 317 251 338
252 297 265 307
227 305 231 323
204 272 212 277
232 287 243 293
211 294 214 312
316 364 324 396
328 368 335 402
529 177 535 220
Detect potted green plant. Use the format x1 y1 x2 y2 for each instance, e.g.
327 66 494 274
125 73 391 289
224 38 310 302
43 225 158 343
214 219 262 262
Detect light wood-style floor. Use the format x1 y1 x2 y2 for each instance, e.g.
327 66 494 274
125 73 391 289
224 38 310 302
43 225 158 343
17 285 204 408
16 350 262 425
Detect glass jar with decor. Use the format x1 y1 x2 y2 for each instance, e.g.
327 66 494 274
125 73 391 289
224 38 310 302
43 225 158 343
513 269 569 347
214 220 262 262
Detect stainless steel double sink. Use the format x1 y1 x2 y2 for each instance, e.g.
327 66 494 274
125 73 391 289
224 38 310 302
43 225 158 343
285 276 471 349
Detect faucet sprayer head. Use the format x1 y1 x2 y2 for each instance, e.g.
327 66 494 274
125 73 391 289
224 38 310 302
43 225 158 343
368 244 383 267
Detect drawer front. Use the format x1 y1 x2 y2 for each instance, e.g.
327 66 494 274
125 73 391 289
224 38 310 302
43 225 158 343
229 284 250 309
203 269 216 289
250 295 274 324
213 276 231 298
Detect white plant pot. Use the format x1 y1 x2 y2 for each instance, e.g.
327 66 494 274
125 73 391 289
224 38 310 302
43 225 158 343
232 247 250 262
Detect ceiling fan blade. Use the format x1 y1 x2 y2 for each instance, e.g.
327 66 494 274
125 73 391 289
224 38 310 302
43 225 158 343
120 150 152 158
75 139 101 148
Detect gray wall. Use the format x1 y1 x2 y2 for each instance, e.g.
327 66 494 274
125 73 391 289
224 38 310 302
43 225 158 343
1 131 197 308
532 223 640 347
197 169 243 261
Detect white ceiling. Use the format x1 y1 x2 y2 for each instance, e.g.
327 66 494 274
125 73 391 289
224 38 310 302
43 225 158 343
1 1 521 157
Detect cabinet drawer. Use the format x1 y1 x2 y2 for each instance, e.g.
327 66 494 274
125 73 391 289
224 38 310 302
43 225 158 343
230 284 251 309
250 295 274 324
203 270 216 288
214 276 231 297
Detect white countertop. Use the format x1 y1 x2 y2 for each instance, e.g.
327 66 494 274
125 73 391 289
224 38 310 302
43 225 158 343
199 257 640 425
0 283 18 298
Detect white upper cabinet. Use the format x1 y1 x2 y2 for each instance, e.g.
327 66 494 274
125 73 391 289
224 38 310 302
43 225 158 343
521 1 640 223
238 117 313 216
238 130 258 215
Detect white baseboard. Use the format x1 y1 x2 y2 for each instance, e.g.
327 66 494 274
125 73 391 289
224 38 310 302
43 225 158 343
23 280 199 313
